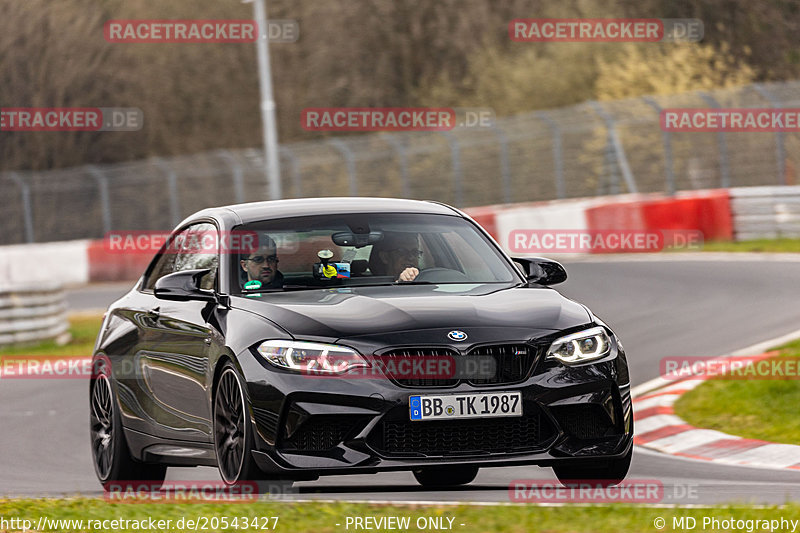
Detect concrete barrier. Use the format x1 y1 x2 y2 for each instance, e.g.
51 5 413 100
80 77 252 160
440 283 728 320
0 240 90 286
0 187 797 285
585 190 733 251
87 240 152 282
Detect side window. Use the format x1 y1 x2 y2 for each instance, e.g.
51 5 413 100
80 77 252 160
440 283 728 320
143 223 219 291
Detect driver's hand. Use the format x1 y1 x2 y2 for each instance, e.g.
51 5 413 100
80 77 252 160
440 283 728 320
397 267 419 282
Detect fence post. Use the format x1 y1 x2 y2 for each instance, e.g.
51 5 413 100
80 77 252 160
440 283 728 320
216 150 245 204
440 131 464 206
492 125 512 204
643 97 677 195
328 139 358 196
7 172 35 243
87 165 113 235
537 112 566 199
279 146 302 198
152 157 181 227
589 101 638 194
753 84 788 185
699 92 732 188
386 135 411 198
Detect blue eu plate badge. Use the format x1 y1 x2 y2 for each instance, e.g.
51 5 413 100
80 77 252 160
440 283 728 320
409 396 422 420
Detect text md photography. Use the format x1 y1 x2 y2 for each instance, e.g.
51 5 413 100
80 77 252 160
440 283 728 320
3 1 800 532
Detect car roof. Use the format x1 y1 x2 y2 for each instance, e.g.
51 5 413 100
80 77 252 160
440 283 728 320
185 197 463 226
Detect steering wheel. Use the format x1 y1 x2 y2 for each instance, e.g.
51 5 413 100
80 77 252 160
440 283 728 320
411 267 470 283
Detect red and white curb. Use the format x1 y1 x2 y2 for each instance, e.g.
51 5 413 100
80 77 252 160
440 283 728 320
632 350 800 471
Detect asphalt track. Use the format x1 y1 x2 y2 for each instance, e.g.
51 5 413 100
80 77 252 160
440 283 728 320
4 256 800 504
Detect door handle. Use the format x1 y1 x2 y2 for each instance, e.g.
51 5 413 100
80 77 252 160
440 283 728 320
146 307 160 319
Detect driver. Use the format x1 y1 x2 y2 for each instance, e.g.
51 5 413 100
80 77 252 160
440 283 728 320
370 232 422 282
240 235 284 289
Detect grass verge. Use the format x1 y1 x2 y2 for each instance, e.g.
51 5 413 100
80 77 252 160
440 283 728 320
2 499 800 533
696 238 800 253
674 339 800 445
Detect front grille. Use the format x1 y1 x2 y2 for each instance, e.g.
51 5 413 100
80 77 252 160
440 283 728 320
467 344 537 385
379 348 459 387
379 344 538 387
280 415 364 452
551 404 617 440
368 403 554 457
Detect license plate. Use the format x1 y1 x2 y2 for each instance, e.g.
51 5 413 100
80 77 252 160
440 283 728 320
409 391 522 421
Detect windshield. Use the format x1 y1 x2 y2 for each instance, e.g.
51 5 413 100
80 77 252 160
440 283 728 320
231 213 519 292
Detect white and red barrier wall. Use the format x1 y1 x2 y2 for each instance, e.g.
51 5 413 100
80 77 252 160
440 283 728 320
1 186 798 286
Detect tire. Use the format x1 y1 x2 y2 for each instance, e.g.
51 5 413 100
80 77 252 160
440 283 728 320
412 466 479 487
552 447 632 487
213 362 263 485
90 372 167 489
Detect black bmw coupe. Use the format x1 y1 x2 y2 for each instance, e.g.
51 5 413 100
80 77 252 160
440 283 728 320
90 197 633 489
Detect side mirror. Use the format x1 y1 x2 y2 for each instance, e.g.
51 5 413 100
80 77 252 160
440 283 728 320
154 269 216 301
512 257 567 285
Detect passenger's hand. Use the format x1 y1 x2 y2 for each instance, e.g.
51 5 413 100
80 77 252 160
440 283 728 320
398 267 419 282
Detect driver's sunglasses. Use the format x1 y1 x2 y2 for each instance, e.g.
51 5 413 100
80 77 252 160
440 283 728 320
245 255 279 265
391 247 423 259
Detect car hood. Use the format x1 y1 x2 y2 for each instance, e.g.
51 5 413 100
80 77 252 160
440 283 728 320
231 283 591 344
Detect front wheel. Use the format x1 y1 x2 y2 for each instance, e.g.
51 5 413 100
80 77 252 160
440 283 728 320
552 447 632 487
413 466 479 487
213 363 263 485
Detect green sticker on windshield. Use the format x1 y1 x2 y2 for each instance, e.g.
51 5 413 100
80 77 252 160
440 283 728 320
244 280 262 290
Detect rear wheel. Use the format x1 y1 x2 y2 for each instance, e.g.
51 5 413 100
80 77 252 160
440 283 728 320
90 373 167 489
213 363 262 484
413 466 479 487
552 447 632 487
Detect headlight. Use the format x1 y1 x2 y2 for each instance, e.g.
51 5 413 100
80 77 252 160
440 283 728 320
547 327 611 364
256 340 368 375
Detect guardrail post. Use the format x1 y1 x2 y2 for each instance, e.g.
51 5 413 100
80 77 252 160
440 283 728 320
216 150 245 204
279 146 302 198
440 131 464 206
537 112 566 199
7 172 35 243
152 157 181 227
386 135 411 198
699 92 732 188
753 84 788 185
590 101 638 194
87 166 113 235
643 97 677 195
328 139 358 196
492 125 512 204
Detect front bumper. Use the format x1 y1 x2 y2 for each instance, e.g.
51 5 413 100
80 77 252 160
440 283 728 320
239 337 633 478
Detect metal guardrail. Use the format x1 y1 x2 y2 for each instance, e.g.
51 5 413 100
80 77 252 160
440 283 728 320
731 186 800 240
0 284 70 347
1 81 799 245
